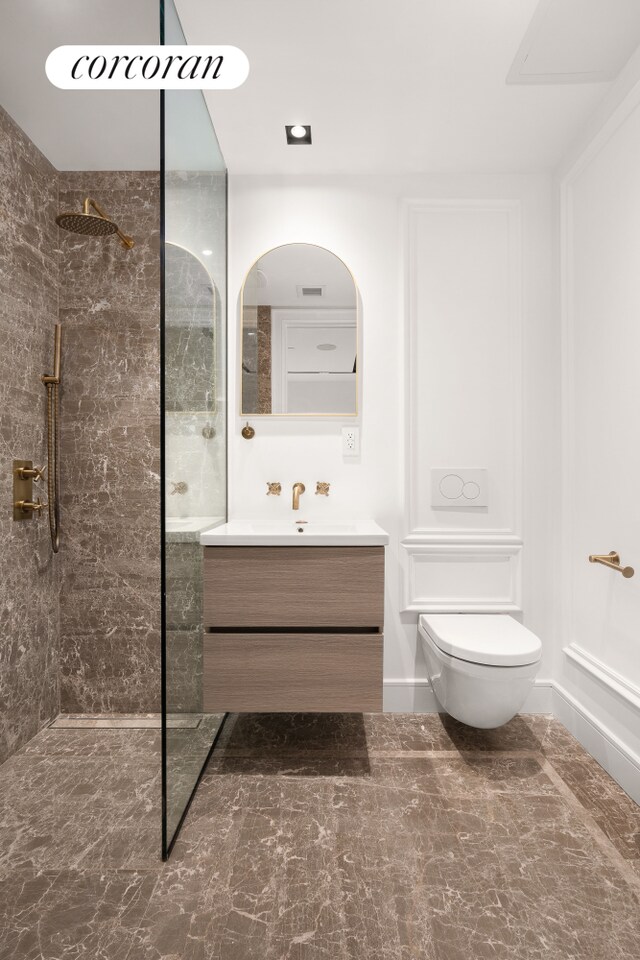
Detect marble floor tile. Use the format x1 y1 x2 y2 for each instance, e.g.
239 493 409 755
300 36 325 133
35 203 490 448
549 754 640 865
0 869 157 960
20 726 161 759
0 714 639 960
0 753 159 872
216 712 372 757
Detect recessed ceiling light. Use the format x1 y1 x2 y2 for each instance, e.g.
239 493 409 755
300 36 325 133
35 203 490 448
285 124 312 145
202 249 213 256
316 343 337 351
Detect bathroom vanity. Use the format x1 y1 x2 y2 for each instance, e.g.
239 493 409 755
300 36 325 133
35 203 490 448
200 521 388 712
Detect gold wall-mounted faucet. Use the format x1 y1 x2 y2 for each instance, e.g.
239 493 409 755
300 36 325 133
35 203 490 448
292 482 306 510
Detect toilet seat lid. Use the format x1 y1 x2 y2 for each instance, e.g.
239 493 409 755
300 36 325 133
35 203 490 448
418 614 542 666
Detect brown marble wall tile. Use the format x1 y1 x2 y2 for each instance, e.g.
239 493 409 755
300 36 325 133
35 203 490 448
0 105 60 764
58 170 161 714
257 305 272 414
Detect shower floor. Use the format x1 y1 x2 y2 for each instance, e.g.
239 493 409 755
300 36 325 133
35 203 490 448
1 713 639 959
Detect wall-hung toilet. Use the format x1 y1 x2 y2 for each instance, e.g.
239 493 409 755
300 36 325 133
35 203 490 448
418 614 542 729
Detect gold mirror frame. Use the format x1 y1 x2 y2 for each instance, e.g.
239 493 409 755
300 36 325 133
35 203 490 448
239 242 359 418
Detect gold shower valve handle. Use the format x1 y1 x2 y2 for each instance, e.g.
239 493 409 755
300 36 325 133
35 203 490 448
316 482 330 496
589 551 634 578
16 498 44 514
17 465 45 482
266 483 281 496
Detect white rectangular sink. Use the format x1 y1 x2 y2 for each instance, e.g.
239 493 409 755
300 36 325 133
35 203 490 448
200 519 389 546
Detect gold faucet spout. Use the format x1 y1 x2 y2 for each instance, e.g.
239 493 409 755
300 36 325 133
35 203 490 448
292 482 306 510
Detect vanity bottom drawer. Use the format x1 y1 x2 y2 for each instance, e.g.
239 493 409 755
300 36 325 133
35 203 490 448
203 633 383 713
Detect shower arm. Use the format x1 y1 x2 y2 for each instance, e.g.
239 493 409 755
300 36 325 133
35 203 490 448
83 197 135 250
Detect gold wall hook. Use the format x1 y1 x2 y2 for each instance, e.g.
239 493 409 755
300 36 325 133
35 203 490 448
315 482 330 496
241 422 255 440
266 482 281 496
589 551 634 578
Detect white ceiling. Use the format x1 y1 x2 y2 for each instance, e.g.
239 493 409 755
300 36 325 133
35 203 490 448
1 1 640 173
508 0 640 84
286 326 356 375
174 0 640 174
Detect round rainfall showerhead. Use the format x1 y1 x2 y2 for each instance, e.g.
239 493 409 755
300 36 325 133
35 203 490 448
55 197 135 249
55 212 119 238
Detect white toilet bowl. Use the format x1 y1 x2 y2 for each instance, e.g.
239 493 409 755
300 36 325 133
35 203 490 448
418 614 542 729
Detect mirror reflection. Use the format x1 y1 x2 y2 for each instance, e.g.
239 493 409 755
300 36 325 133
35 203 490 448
165 243 216 413
241 243 357 415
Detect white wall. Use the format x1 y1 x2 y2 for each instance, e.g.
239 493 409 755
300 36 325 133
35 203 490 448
555 66 640 802
228 173 556 708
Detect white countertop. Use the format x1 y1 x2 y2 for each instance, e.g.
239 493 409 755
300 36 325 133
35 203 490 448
200 519 389 547
165 516 225 543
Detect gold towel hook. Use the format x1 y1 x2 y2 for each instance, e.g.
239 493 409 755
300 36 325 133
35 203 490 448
589 551 634 578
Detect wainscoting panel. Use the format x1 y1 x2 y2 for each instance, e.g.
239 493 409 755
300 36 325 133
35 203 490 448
402 199 523 612
403 543 522 612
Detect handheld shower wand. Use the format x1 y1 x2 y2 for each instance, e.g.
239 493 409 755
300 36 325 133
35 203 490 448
42 324 62 553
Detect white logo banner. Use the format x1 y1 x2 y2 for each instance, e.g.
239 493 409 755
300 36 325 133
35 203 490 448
46 45 249 90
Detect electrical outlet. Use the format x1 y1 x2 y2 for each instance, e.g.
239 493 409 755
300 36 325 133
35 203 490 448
342 426 360 457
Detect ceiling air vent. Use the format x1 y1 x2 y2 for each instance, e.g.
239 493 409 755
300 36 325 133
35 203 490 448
297 285 324 297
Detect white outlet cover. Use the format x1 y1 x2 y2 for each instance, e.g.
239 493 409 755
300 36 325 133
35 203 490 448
431 469 488 507
342 426 360 457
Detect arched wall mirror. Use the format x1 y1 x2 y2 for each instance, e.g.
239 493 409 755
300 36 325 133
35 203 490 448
165 242 217 413
240 243 358 416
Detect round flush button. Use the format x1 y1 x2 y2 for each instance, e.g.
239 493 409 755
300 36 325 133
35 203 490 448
463 481 480 500
439 474 464 499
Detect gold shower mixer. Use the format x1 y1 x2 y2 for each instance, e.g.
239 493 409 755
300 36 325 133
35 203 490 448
13 460 46 521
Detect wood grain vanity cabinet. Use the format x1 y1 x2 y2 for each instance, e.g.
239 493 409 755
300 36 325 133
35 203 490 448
202 546 384 712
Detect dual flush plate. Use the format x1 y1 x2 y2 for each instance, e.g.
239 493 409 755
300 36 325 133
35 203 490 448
431 469 488 507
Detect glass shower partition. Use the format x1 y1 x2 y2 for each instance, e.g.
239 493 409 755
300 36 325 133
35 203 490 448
160 0 228 858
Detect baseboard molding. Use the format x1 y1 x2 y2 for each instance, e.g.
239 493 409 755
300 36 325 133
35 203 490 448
383 680 437 713
382 678 553 714
552 681 640 806
563 644 640 712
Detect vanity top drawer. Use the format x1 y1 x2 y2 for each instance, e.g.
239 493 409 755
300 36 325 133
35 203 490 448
203 545 384 630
